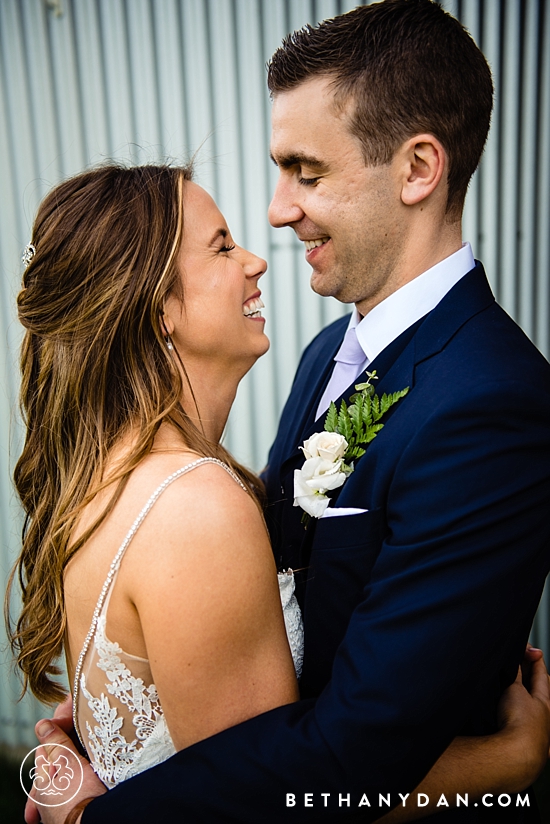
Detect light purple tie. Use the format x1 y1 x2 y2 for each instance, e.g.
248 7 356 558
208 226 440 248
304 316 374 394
316 326 368 420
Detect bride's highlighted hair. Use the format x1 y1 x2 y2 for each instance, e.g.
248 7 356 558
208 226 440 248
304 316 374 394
6 164 265 704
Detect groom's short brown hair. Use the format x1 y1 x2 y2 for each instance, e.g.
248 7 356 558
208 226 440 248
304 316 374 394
267 0 493 218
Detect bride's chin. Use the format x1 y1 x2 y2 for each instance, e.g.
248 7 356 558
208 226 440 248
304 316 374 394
258 334 270 355
237 339 270 377
245 332 270 360
253 336 271 363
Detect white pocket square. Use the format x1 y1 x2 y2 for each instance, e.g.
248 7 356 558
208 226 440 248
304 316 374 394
321 507 369 518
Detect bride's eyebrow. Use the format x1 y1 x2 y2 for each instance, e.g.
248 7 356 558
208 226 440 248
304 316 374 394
208 228 230 247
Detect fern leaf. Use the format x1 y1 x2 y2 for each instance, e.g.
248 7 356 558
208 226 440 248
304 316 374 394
338 401 353 441
380 393 392 417
392 387 410 403
364 423 385 443
325 402 339 432
346 445 366 459
349 399 364 439
362 395 373 427
380 387 410 416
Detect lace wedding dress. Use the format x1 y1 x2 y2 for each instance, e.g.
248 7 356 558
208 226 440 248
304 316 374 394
72 458 304 789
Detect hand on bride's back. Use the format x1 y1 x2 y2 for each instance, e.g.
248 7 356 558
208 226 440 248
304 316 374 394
24 700 106 824
497 646 550 788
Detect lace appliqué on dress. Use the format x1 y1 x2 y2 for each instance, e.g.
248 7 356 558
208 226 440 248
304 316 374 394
80 615 175 789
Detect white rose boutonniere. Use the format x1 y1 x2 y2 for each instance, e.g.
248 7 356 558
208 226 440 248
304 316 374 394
301 431 348 462
293 433 351 518
294 371 409 524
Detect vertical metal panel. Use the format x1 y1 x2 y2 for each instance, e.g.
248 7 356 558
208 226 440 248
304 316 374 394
231 0 277 464
536 0 550 360
180 0 216 188
0 0 548 747
500 0 522 316
0 1 39 240
517 1 538 338
151 0 188 161
530 0 550 652
126 0 162 162
71 1 109 162
97 0 137 160
477 0 500 293
20 0 62 195
459 0 481 252
46 0 88 175
262 2 301 410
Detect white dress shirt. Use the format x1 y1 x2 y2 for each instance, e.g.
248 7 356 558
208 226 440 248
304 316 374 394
316 242 475 420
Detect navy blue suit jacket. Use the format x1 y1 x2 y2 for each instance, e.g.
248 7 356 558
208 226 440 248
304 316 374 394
84 264 550 822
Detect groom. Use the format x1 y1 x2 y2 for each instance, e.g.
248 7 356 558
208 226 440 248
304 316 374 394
29 1 550 822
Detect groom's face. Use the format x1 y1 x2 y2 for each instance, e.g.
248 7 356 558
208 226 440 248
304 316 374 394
269 75 407 315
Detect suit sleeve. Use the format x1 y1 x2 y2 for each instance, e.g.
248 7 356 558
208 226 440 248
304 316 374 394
83 378 550 823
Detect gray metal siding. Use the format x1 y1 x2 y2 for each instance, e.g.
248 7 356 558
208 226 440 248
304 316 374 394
0 0 548 746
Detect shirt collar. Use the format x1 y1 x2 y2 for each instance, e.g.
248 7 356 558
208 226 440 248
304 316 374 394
351 242 475 364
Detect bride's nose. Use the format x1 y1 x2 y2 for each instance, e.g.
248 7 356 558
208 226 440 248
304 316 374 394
242 249 267 279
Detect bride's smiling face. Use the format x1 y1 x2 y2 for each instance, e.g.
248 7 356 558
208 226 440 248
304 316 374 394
163 182 269 374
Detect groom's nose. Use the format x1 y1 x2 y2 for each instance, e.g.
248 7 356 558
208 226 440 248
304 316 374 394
268 176 305 228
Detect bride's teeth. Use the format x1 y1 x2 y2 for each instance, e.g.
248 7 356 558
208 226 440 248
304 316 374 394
304 237 330 251
243 297 265 317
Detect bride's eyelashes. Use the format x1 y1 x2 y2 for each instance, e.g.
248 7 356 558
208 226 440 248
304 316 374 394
219 243 236 253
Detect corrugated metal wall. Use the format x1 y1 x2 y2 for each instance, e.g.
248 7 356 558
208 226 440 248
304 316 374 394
0 0 548 747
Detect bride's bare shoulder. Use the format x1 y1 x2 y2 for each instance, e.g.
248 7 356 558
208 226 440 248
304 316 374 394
131 452 261 541
121 444 267 566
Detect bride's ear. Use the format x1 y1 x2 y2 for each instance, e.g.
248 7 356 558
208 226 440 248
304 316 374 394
160 310 175 338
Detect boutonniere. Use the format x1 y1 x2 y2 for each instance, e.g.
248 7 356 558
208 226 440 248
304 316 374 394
293 371 409 522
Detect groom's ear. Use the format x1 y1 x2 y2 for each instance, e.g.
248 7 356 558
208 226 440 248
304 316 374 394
398 134 447 207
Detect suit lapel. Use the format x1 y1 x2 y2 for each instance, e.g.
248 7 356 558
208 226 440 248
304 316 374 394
413 261 494 365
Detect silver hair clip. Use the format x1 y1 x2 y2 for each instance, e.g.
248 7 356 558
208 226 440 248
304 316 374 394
22 243 36 268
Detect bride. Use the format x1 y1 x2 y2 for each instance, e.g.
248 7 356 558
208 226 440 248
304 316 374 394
7 164 550 823
9 164 300 788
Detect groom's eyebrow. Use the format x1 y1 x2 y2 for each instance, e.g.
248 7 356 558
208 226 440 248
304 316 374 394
270 151 329 172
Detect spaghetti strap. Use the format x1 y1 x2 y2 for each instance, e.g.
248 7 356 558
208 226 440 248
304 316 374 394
72 457 247 749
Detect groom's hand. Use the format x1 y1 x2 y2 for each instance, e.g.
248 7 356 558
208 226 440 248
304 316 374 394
497 646 550 786
24 712 106 824
52 695 77 736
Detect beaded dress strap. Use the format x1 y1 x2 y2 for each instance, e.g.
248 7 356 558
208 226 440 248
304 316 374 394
72 457 247 749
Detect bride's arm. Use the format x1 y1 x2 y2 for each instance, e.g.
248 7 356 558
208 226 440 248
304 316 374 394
380 650 550 822
126 462 298 750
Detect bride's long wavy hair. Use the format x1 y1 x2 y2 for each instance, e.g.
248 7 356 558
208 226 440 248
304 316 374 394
6 164 265 705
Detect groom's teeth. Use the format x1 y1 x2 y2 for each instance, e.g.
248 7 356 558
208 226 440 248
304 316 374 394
304 237 330 251
243 297 265 317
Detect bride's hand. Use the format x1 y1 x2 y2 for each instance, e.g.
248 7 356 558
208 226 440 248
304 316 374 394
24 710 106 824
